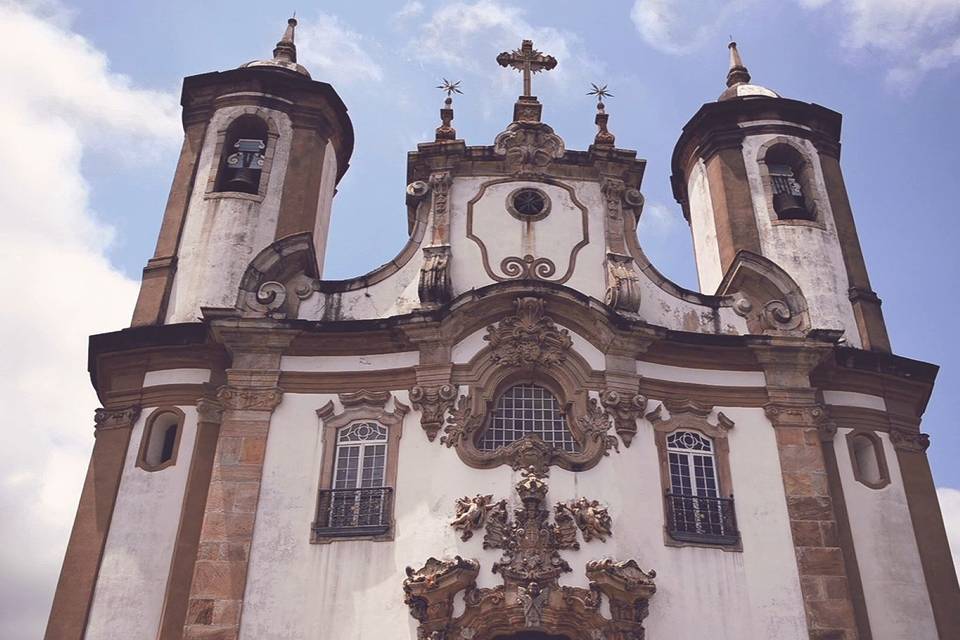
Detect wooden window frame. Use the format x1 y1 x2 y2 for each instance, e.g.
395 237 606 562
313 390 408 543
136 406 186 472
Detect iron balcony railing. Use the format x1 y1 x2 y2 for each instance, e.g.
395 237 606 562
313 486 393 538
665 492 740 545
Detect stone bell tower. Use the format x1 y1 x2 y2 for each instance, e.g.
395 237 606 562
671 42 890 352
130 18 354 326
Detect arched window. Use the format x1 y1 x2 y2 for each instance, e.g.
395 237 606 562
322 421 391 533
137 407 184 471
215 115 268 194
477 383 579 452
764 144 816 222
665 430 737 543
847 431 890 489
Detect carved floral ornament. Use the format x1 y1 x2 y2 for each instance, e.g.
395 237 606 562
405 467 656 640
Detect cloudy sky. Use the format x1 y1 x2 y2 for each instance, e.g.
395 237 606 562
1 0 958 637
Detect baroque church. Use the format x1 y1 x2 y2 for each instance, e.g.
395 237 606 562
45 17 959 640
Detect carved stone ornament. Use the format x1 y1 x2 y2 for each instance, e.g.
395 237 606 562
557 497 613 542
601 389 648 447
196 398 224 424
419 245 453 307
484 297 572 369
216 386 284 412
450 494 495 541
889 427 930 453
410 384 458 442
604 253 641 314
407 468 656 640
493 122 565 176
93 405 141 431
441 394 619 474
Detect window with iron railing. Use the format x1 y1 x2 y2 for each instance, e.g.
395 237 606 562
664 431 739 545
313 422 393 538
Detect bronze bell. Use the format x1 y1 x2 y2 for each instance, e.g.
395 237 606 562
773 192 811 221
224 138 265 193
225 167 259 192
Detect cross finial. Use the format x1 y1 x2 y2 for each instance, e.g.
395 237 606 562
588 83 615 147
434 79 462 142
497 39 557 97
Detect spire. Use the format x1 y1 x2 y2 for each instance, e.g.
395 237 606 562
587 83 615 148
726 41 751 87
273 17 298 64
434 79 462 142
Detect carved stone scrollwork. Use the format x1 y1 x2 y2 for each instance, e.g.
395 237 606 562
410 468 655 640
604 253 641 314
216 386 283 412
94 406 141 431
406 180 431 205
410 383 457 442
196 398 224 424
601 389 647 448
450 494 495 541
493 123 565 176
484 297 572 369
889 427 930 453
419 245 453 307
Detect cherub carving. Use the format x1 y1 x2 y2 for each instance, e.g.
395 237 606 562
553 502 581 550
516 582 548 627
451 494 495 541
567 497 612 542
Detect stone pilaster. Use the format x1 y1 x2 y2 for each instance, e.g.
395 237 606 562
45 406 141 640
755 343 864 640
182 326 294 640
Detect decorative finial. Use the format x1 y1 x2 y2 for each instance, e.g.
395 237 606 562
497 39 557 98
273 16 298 63
434 79 462 142
588 83 615 147
726 40 751 87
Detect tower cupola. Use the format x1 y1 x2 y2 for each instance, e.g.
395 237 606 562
718 41 780 101
240 17 311 78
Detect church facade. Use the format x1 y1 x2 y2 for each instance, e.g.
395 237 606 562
45 19 959 640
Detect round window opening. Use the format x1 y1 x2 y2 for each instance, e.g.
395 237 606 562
508 187 551 221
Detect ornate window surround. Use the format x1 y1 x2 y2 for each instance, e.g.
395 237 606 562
313 390 409 543
755 137 828 230
136 406 186 472
646 399 740 551
441 298 618 474
845 429 890 490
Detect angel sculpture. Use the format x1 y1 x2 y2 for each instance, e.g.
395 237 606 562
553 502 581 550
451 494 495 541
569 497 613 542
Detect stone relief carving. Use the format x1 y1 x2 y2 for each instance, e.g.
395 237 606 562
93 405 142 431
410 384 458 442
419 245 453 308
483 297 572 369
493 123 565 176
604 253 641 314
558 497 613 542
600 389 648 447
450 494 495 541
405 468 656 640
216 386 283 411
889 427 930 453
499 255 557 281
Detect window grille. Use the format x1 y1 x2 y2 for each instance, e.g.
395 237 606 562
314 422 392 537
477 383 578 452
665 430 739 545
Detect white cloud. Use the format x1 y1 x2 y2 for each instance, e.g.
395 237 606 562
938 487 960 572
297 13 384 85
0 3 179 638
638 201 680 237
394 0 425 21
630 0 749 55
409 1 600 93
799 0 960 90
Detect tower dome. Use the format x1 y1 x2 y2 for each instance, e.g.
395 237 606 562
717 41 779 101
239 17 311 78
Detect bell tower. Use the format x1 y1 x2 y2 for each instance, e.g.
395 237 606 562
671 43 890 351
130 18 354 326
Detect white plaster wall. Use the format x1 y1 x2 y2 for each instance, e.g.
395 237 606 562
686 158 725 293
637 361 766 387
166 105 294 323
143 368 211 387
740 133 862 346
85 405 198 640
822 390 886 412
833 429 937 639
281 352 419 372
449 177 606 301
313 139 338 276
240 362 807 639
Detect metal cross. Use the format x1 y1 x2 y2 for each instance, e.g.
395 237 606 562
497 39 557 97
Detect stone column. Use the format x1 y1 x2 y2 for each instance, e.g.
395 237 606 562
181 327 294 640
755 344 865 640
45 406 140 640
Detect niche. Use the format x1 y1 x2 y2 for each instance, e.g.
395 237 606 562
137 407 186 471
214 115 269 195
762 143 817 222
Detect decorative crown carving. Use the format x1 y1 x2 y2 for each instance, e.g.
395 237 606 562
484 297 572 369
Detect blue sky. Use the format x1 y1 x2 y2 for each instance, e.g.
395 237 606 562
1 1 958 637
